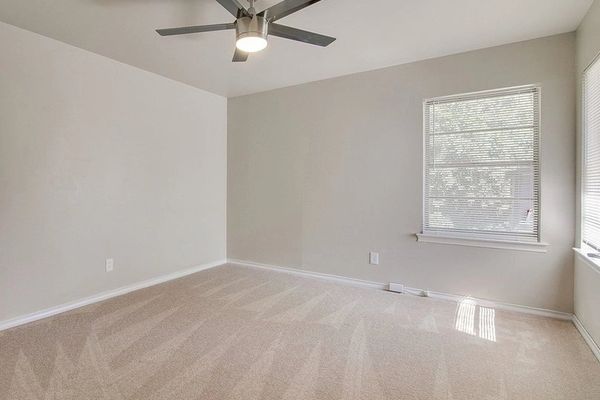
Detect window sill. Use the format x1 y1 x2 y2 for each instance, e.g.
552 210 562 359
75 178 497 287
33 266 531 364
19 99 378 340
573 247 600 274
416 233 548 253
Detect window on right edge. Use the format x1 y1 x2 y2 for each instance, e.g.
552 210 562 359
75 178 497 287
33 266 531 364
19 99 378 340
423 86 541 243
582 56 600 251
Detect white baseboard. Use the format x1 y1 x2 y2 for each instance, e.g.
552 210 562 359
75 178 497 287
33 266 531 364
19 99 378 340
573 314 600 362
0 259 226 332
228 259 387 290
228 258 572 320
422 288 572 320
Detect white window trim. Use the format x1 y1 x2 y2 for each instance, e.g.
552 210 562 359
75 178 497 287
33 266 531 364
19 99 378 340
417 233 548 252
575 53 600 272
573 246 600 274
580 52 600 254
419 85 543 248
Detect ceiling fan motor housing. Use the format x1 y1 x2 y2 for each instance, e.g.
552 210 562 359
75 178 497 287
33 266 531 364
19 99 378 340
236 16 269 42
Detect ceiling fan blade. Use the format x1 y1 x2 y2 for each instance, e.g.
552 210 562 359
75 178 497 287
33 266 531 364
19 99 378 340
258 0 322 22
232 47 249 62
215 0 248 17
269 23 335 47
156 23 235 36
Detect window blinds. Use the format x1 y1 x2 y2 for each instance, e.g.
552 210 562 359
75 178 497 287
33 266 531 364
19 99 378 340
583 56 600 251
423 86 540 242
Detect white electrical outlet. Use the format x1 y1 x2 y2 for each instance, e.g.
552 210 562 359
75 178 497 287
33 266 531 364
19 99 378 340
369 252 379 265
105 258 114 272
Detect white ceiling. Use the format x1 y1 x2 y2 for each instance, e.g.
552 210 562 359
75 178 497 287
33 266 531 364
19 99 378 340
0 0 593 97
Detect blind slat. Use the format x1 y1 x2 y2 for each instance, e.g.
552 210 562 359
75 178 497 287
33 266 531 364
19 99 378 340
583 56 600 250
423 86 540 241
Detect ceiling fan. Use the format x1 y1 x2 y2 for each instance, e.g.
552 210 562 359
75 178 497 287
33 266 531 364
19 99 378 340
156 0 336 62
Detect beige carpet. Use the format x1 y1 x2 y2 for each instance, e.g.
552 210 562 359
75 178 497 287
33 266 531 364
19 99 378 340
1 264 599 400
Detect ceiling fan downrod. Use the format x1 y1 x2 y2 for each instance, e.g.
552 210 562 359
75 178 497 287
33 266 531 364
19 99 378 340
247 0 257 16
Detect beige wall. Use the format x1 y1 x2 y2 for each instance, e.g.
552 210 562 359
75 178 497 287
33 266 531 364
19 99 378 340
0 22 227 322
575 0 600 348
576 0 600 79
228 33 576 312
574 254 600 347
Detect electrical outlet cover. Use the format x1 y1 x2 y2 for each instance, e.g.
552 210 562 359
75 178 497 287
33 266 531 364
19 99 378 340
105 258 114 272
369 252 379 265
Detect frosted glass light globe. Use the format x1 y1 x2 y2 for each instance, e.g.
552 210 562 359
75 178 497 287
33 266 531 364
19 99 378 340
236 36 268 53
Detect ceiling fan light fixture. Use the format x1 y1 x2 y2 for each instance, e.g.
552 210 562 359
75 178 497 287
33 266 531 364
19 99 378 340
156 0 337 63
236 36 267 53
235 16 268 53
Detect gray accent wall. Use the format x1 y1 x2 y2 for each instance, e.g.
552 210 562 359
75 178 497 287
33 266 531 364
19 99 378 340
228 33 576 312
0 22 227 322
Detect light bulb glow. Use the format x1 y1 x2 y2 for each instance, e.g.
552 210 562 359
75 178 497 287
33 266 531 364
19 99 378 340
236 36 268 53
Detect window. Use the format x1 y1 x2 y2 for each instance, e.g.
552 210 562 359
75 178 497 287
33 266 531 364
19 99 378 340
582 56 600 252
421 86 541 245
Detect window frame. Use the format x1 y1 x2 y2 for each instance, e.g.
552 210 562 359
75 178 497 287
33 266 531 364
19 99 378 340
418 85 547 252
581 52 600 256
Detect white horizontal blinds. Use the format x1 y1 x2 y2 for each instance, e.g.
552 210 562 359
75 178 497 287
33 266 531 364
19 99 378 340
424 87 540 241
583 56 600 251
